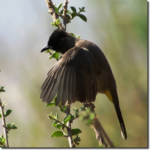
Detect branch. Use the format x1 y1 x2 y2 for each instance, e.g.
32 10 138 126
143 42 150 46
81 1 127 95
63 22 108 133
86 103 114 148
62 0 74 148
45 0 64 30
63 0 68 30
66 105 75 147
48 114 69 129
0 99 9 147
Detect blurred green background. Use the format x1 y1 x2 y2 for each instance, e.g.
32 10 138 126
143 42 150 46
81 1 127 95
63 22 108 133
0 0 147 148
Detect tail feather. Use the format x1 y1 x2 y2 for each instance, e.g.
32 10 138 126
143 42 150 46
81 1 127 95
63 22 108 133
114 104 127 139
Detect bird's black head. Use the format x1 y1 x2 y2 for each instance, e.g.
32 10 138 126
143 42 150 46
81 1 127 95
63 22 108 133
41 29 76 54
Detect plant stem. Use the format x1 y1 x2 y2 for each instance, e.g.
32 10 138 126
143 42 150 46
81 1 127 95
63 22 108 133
0 99 9 147
86 103 114 148
45 0 64 30
63 0 68 30
66 105 75 147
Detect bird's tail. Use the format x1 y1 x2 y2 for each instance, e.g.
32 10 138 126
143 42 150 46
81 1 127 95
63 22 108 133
105 89 127 139
114 104 127 139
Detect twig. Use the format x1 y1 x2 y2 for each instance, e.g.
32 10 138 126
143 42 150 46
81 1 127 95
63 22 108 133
0 99 9 147
45 0 64 30
66 105 75 148
45 0 74 147
48 115 69 129
62 0 74 148
86 103 114 148
63 0 68 30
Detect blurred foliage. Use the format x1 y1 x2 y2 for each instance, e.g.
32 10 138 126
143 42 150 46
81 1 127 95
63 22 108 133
0 0 147 148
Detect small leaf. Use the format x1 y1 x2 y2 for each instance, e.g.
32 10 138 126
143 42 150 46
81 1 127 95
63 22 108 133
79 7 85 12
80 106 86 111
45 49 52 54
70 7 76 13
78 14 87 22
49 52 59 60
64 114 72 123
90 113 95 120
46 102 55 107
70 33 76 37
5 109 12 117
0 113 2 118
60 9 63 14
73 107 78 113
55 123 62 129
51 21 57 27
66 14 71 23
52 121 57 127
49 114 56 120
11 123 17 129
57 3 63 10
71 12 76 18
77 35 80 39
66 10 71 14
59 105 67 113
0 87 5 92
55 113 58 119
56 19 60 26
51 131 64 137
71 128 82 136
59 56 62 59
54 6 59 13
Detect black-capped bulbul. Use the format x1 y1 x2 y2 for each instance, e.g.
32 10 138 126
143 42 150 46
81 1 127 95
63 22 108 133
40 29 127 139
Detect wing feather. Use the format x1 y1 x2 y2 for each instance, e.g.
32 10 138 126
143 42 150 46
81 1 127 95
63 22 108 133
41 47 98 105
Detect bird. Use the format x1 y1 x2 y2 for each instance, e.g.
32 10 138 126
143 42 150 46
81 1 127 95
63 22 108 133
40 29 127 139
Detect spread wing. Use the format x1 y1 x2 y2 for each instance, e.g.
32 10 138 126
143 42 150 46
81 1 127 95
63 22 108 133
40 47 97 106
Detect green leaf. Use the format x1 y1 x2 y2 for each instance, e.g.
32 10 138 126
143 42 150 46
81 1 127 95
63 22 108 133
60 9 63 14
80 106 86 111
51 21 57 27
71 128 82 136
70 33 76 37
46 102 55 107
78 14 87 22
56 19 60 26
59 105 67 113
51 131 64 137
49 114 56 120
77 35 80 39
0 87 5 92
45 49 51 53
59 56 62 59
70 7 76 13
66 14 71 23
49 52 59 60
0 113 2 118
79 7 85 12
11 123 17 129
52 122 62 129
6 123 11 130
71 12 76 18
55 113 58 119
90 113 95 120
66 10 71 14
54 6 59 13
57 3 63 10
0 136 6 146
64 114 72 123
52 121 57 127
5 109 12 117
73 107 79 113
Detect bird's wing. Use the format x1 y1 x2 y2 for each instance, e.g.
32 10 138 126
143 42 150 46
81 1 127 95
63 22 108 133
40 47 97 106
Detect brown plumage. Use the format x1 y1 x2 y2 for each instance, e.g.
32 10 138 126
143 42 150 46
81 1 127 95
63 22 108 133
40 29 127 139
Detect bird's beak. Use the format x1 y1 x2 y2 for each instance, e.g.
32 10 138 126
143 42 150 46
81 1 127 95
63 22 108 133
41 46 50 52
